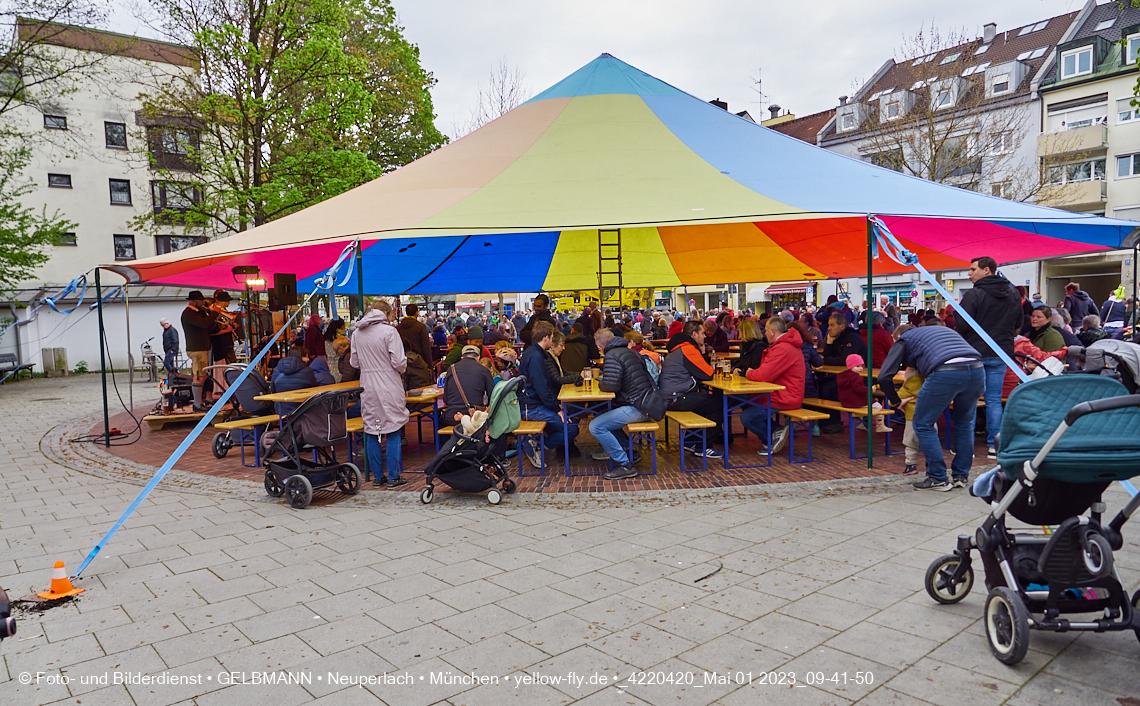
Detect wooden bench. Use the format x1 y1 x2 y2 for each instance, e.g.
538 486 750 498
778 408 830 463
665 411 717 472
619 421 661 475
801 398 899 460
212 414 278 467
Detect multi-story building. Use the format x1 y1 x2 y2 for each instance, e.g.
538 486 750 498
1035 1 1140 305
765 2 1140 312
1 20 211 371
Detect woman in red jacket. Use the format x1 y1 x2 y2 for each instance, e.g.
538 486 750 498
740 317 805 454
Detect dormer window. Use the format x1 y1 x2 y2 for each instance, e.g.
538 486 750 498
886 102 900 119
842 114 855 129
1128 33 1140 65
935 90 953 109
1061 46 1094 79
992 74 1011 94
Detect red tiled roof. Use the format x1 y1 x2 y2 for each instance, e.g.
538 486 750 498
767 109 835 143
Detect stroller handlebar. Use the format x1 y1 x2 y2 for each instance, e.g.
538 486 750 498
1064 393 1140 426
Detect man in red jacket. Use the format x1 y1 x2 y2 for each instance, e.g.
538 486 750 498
740 317 805 454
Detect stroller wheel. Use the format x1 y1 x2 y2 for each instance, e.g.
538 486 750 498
925 554 973 604
336 463 363 495
264 472 285 497
212 432 231 459
985 587 1030 665
502 478 517 494
487 489 502 505
420 486 434 505
1082 531 1114 579
284 475 313 509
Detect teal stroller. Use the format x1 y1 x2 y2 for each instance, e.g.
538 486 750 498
924 373 1140 665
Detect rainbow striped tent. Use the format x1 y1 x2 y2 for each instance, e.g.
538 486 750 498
111 54 1138 293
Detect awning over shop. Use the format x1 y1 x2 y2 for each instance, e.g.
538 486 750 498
765 283 812 295
107 54 1140 294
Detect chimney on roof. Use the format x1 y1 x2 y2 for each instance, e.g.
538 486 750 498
709 98 728 110
838 95 848 106
984 23 996 44
768 104 781 120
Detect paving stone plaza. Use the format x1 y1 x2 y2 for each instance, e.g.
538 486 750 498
1 374 1138 705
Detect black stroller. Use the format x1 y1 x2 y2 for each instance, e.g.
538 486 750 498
263 387 364 509
420 376 523 505
212 365 277 461
924 366 1140 665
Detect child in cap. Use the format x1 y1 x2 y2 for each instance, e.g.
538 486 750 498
837 353 890 432
895 367 925 475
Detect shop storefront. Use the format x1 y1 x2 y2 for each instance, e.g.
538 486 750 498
764 282 815 311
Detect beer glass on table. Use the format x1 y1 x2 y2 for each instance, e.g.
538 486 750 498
582 367 592 391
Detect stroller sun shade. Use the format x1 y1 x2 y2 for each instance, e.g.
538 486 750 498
997 375 1140 483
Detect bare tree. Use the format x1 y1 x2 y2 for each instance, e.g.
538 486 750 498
459 57 528 136
850 25 1059 203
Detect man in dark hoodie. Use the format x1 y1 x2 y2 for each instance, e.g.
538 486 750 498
956 256 1023 458
398 304 434 362
558 322 598 374
271 346 318 415
1063 282 1096 322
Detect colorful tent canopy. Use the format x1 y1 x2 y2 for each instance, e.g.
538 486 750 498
109 54 1139 294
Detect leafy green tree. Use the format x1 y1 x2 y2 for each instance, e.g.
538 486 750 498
137 0 446 236
0 145 76 295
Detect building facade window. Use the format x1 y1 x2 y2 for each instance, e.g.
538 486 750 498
934 89 953 109
48 173 72 188
113 234 135 260
990 131 1015 155
869 149 905 172
991 73 1011 95
56 232 77 246
1060 47 1094 80
155 234 207 255
1045 157 1106 185
1118 97 1140 124
841 114 855 129
991 181 1012 199
1128 33 1140 66
109 179 132 205
43 114 66 129
104 122 127 149
147 127 199 171
1117 153 1140 178
151 180 202 225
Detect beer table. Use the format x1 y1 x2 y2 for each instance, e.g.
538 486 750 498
556 383 615 477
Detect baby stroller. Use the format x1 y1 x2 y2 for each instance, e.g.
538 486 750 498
212 365 277 460
924 372 1140 665
420 376 524 505
263 387 364 509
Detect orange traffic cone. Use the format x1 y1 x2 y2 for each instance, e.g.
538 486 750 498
37 561 84 600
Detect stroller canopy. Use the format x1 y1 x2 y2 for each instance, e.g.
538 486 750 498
997 375 1140 483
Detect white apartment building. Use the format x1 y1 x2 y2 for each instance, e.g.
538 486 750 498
1 20 212 371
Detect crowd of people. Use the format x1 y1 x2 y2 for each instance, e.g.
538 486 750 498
169 267 1135 488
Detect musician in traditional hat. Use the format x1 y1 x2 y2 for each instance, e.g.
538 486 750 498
209 289 239 365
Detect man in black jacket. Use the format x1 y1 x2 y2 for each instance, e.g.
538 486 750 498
878 326 984 491
817 312 867 432
181 290 219 411
518 321 580 465
1063 282 1096 322
591 336 655 480
519 294 557 346
160 318 179 376
956 256 1022 458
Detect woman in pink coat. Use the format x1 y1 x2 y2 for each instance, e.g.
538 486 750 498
350 300 409 488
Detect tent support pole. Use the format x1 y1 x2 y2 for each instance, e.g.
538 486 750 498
96 267 110 448
866 216 874 469
1133 240 1138 331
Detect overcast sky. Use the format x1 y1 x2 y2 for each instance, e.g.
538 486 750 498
112 0 1092 139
